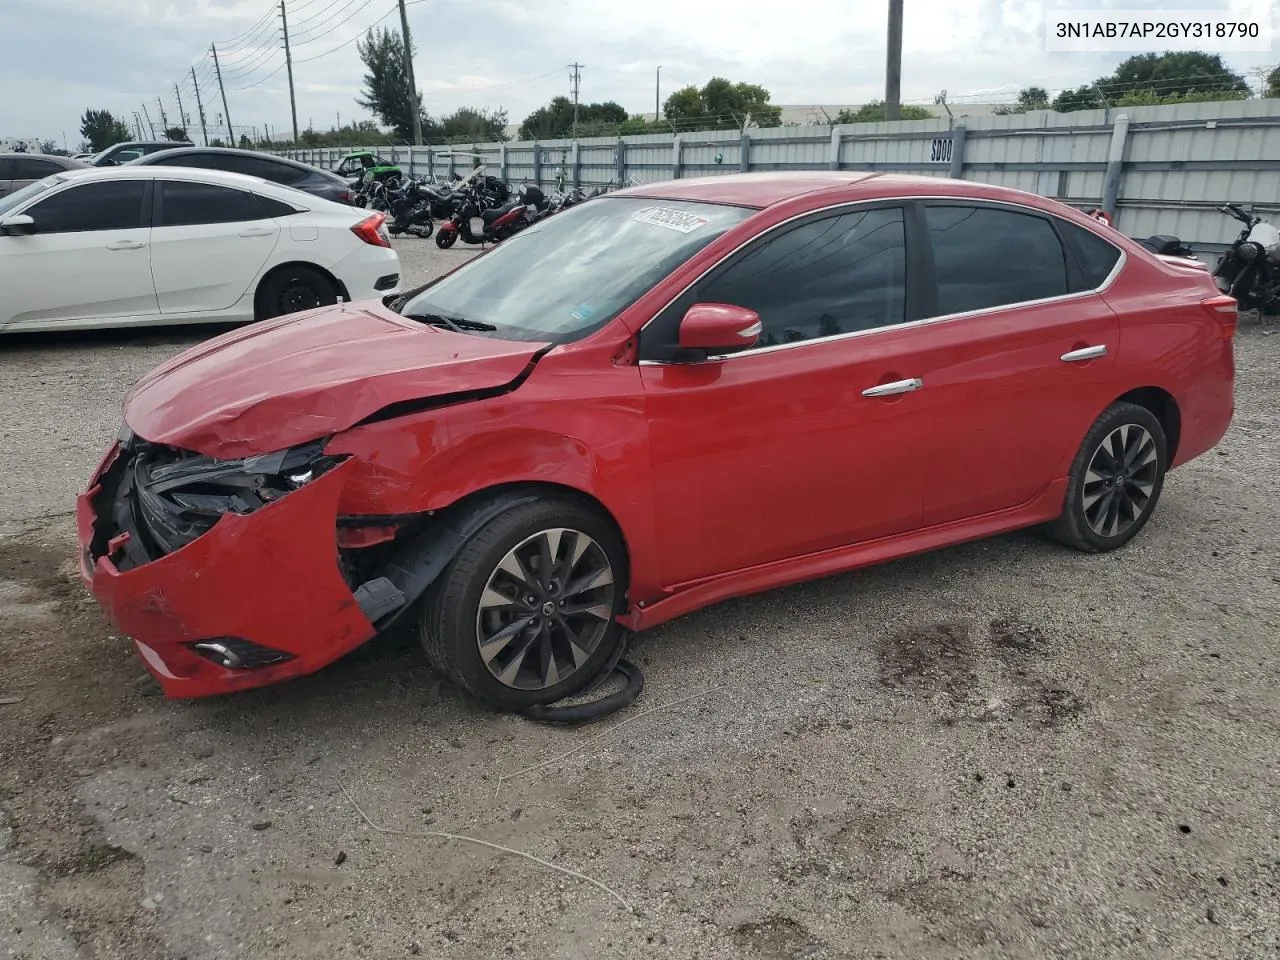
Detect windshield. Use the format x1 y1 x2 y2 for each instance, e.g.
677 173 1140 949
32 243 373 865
0 175 64 216
400 196 754 342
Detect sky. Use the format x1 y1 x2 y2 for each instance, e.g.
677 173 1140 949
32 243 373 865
3 0 1277 148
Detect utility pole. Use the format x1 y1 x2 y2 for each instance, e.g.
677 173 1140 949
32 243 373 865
141 102 156 139
174 83 187 138
191 67 209 146
157 98 169 134
655 65 662 122
211 43 233 144
885 0 903 121
569 62 583 139
280 0 299 143
132 112 143 140
397 0 423 145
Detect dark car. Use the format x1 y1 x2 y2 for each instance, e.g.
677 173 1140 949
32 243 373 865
129 147 353 204
91 141 192 166
0 153 89 199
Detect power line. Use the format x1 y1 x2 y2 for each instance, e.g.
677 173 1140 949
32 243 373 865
291 0 386 47
292 1 398 62
212 1 278 47
288 0 363 39
232 59 289 91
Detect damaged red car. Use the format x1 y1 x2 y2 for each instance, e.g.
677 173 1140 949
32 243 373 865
78 173 1236 708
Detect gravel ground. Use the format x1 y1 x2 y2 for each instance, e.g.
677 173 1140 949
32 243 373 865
1 240 1277 960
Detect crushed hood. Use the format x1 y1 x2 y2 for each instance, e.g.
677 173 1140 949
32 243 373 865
123 303 549 459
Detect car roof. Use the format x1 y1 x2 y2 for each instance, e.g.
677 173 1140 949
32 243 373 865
109 141 192 148
610 172 1061 211
130 146 318 171
0 152 87 166
51 164 296 193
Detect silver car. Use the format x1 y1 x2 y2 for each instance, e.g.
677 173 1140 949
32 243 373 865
0 154 90 199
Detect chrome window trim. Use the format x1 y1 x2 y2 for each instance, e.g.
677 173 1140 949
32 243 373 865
635 194 1127 366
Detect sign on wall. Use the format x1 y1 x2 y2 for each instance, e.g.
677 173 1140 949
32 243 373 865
929 137 954 164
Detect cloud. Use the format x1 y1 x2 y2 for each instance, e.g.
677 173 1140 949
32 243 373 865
5 0 1270 147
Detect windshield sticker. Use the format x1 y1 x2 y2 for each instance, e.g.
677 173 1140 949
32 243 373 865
571 304 594 322
631 206 712 233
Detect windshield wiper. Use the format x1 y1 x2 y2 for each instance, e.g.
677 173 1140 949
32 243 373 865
404 312 497 332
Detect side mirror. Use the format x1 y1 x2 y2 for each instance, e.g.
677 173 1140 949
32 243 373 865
678 303 762 354
0 214 35 236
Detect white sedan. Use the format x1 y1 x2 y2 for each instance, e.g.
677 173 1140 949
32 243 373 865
0 165 401 333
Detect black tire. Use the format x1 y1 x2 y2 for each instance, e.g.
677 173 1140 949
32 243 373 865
435 227 457 249
419 498 629 711
255 265 338 320
1046 401 1168 553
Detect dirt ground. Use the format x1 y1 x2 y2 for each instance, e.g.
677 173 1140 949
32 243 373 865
1 240 1278 960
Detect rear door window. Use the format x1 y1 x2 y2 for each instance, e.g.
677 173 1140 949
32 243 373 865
157 180 267 226
924 205 1068 315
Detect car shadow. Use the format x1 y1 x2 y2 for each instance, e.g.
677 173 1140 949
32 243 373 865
1 322 242 351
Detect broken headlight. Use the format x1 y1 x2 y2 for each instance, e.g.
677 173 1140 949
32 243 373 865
126 438 345 557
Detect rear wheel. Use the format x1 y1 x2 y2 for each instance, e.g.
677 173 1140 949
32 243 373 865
419 498 628 711
1046 401 1167 553
255 265 338 320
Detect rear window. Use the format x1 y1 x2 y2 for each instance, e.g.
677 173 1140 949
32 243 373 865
1059 219 1122 289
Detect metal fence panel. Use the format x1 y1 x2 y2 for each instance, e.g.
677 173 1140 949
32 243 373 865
274 98 1280 244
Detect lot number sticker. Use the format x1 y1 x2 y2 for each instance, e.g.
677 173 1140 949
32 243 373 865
632 206 711 233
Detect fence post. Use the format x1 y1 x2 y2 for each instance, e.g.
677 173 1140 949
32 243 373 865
408 147 415 178
672 135 682 179
1102 113 1130 219
427 148 434 179
571 141 581 188
499 142 507 181
448 151 455 179
616 138 626 185
739 131 750 172
829 126 842 170
532 143 542 186
948 121 967 179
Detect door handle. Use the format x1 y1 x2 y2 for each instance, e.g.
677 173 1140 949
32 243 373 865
1061 345 1108 362
862 377 923 398
106 239 145 250
238 227 274 237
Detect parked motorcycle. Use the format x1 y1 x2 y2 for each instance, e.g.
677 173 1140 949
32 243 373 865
1085 207 1199 262
1212 202 1280 313
384 179 434 239
434 185 542 249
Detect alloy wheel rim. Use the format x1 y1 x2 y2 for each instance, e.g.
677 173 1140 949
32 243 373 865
1082 424 1158 538
475 527 615 691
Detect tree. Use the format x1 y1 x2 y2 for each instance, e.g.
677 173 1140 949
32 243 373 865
355 26 437 141
39 139 65 155
1051 52 1250 112
518 96 630 140
993 86 1051 115
1098 52 1248 102
238 134 253 149
165 126 188 141
440 107 508 142
835 100 934 122
662 77 782 129
1266 65 1280 98
80 108 132 152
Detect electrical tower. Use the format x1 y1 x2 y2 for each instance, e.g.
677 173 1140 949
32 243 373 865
569 62 583 139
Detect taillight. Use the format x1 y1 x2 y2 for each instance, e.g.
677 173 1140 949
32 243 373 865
351 212 391 248
1201 293 1237 339
336 189 352 204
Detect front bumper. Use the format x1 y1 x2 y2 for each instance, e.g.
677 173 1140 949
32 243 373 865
76 445 376 698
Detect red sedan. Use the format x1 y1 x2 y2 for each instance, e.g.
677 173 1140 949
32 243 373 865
77 172 1236 707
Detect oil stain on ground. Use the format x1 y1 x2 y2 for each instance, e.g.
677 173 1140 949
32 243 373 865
873 620 977 697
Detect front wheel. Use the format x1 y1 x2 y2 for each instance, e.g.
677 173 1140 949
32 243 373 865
1046 401 1167 553
435 227 457 249
419 499 628 711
